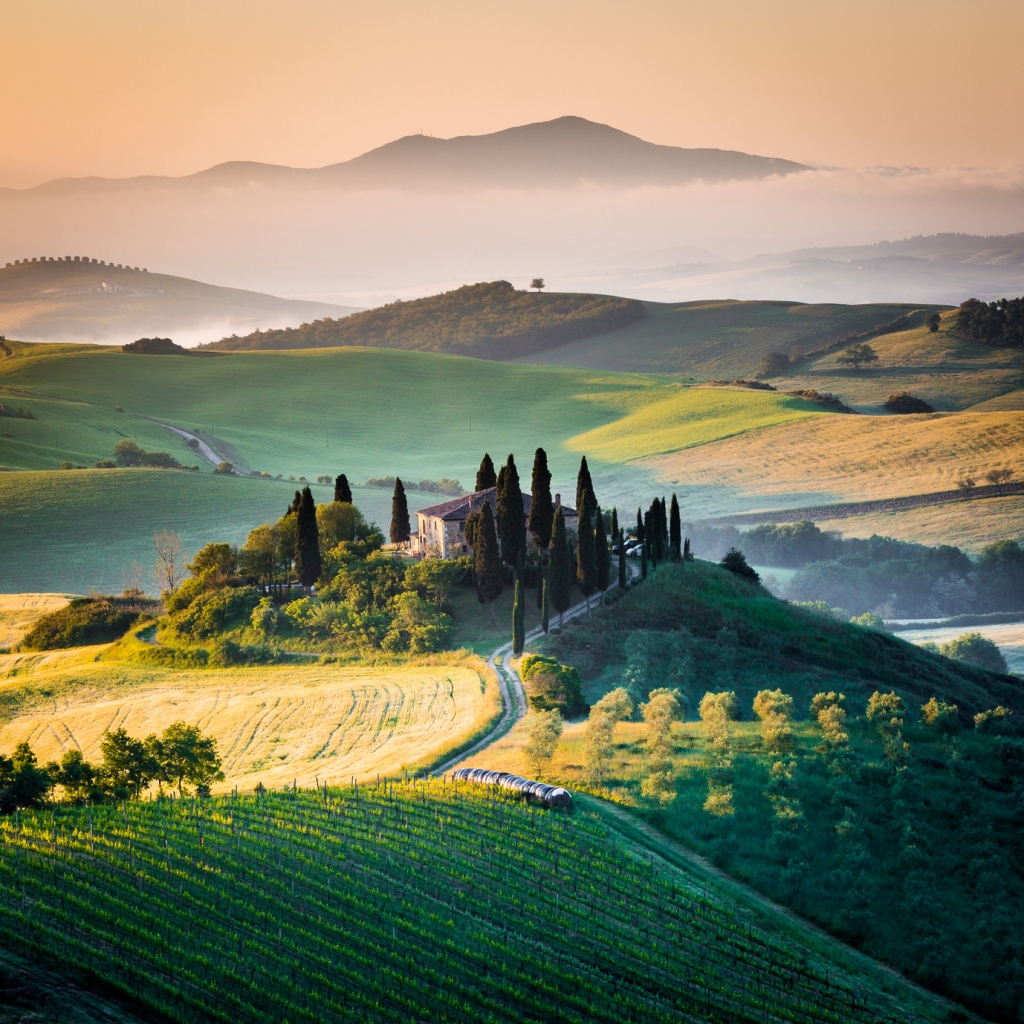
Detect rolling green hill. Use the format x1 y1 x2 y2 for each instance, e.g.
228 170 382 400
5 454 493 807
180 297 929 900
0 782 954 1024
202 281 644 359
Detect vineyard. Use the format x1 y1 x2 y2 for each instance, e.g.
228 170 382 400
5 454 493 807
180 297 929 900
0 781 949 1024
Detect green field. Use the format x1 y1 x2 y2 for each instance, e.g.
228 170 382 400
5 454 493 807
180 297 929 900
517 299 942 379
0 782 953 1024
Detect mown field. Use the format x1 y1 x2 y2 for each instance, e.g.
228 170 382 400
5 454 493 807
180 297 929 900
0 782 953 1024
0 648 499 790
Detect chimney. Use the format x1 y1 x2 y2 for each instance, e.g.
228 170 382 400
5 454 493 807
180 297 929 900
554 493 561 508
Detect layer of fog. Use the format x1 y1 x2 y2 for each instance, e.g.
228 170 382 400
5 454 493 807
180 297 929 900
3 165 1024 332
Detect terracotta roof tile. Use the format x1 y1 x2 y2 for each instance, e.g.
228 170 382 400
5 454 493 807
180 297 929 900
415 486 577 522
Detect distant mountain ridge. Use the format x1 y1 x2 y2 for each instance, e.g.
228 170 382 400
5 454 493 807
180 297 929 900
12 117 809 194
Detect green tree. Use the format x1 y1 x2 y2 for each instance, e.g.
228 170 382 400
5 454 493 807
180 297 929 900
100 728 159 799
866 691 906 762
296 485 323 589
511 579 525 656
154 721 224 798
669 494 681 560
473 501 503 623
240 522 284 592
0 743 53 813
576 491 597 614
548 507 573 629
576 456 594 518
753 689 794 754
317 500 369 549
640 687 685 803
836 342 879 370
530 277 545 292
609 507 618 545
389 478 410 547
187 542 237 579
759 351 790 377
524 709 562 777
594 504 610 601
528 447 554 551
113 438 145 467
334 473 353 503
475 453 496 492
497 454 526 575
540 579 549 634
584 688 633 784
617 528 627 590
940 631 1007 673
48 748 101 804
925 312 941 332
721 548 759 582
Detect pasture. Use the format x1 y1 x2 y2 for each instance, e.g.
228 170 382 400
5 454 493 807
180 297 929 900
0 782 951 1024
0 654 500 789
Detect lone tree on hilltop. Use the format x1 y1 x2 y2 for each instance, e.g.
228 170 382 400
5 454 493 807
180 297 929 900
669 494 681 560
529 447 554 552
721 547 759 583
334 473 353 503
474 502 503 623
475 453 497 492
548 507 573 629
530 278 545 292
295 486 322 589
925 312 941 332
576 456 595 517
836 342 878 371
497 454 527 574
759 351 790 378
390 478 410 546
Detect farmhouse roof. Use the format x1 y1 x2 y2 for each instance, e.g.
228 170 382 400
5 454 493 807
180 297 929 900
416 486 577 522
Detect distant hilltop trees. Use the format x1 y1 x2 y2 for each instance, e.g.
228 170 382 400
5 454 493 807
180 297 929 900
3 256 147 271
199 280 645 360
955 296 1023 348
122 337 188 355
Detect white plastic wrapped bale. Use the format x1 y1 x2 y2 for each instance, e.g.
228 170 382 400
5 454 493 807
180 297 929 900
451 768 572 809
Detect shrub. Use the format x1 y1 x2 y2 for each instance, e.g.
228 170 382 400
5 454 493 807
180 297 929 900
250 597 279 637
940 632 1008 674
520 655 588 718
921 697 961 733
173 586 260 640
720 548 759 582
20 597 146 650
759 351 790 377
884 392 935 414
974 706 1014 734
850 612 885 629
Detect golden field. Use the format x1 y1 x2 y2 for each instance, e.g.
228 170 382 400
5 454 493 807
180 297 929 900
0 648 500 791
0 593 71 650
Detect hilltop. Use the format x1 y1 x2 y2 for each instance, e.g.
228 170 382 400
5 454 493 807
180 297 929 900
14 116 808 195
0 256 359 345
202 281 645 358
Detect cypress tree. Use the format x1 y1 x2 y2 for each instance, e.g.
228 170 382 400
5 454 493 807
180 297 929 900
512 579 525 657
576 490 597 615
548 507 573 630
594 504 610 601
497 454 526 575
683 537 693 561
641 538 648 579
541 579 550 634
294 486 322 591
474 501 503 623
660 496 669 556
576 456 595 516
390 478 410 545
645 509 658 570
670 493 681 561
618 528 627 590
609 507 619 546
636 508 644 547
528 447 554 551
334 474 353 504
536 553 544 609
287 489 302 517
476 453 497 492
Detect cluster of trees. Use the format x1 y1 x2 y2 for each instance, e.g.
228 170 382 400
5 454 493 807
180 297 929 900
202 281 645 359
0 722 223 813
955 296 1024 348
111 438 193 470
0 403 35 419
366 475 464 496
883 391 934 414
121 337 190 356
19 595 155 651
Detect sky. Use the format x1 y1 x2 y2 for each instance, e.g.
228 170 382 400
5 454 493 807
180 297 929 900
2 0 1024 188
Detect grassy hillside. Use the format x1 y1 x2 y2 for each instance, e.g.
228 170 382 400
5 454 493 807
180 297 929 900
0 257 358 345
516 299 941 378
0 783 954 1024
473 560 1022 1018
203 280 644 359
0 648 499 789
0 594 70 650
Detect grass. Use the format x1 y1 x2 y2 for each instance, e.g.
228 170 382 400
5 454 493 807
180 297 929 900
0 782 954 1024
569 386 822 462
517 299 940 379
0 593 71 650
0 650 500 790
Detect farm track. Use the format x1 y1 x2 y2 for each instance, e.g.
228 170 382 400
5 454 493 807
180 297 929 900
707 480 1024 526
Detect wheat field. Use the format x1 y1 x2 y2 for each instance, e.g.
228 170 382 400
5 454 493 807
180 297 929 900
647 410 1024 504
0 593 72 650
0 651 499 791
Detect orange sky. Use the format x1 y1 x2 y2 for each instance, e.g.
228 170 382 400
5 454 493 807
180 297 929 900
2 0 1023 188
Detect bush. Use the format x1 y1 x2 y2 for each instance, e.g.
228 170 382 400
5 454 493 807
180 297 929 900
720 549 759 582
20 597 149 650
974 706 1014 734
921 697 961 733
172 587 260 640
884 392 935 414
520 654 588 718
121 337 189 355
850 612 885 629
940 632 1008 674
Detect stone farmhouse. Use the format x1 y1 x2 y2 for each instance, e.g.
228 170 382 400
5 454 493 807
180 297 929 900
410 487 578 558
